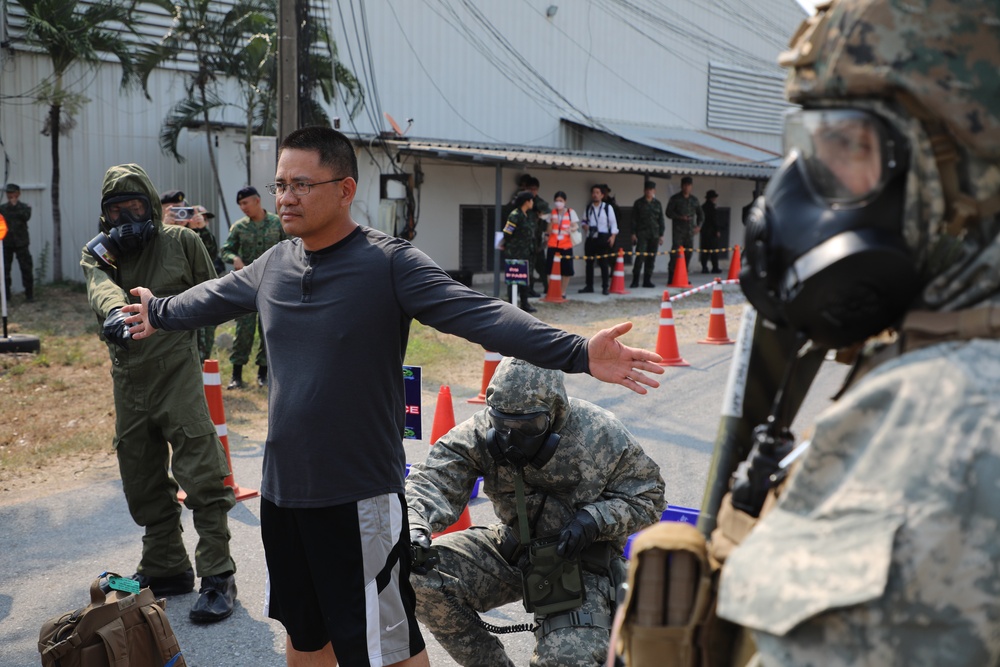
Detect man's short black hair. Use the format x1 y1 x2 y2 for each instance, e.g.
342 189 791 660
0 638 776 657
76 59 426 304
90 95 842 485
526 176 540 188
279 126 359 182
513 191 534 208
644 180 656 190
681 176 693 186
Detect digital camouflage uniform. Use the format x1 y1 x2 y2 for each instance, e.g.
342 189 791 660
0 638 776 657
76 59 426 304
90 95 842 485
80 164 233 580
631 197 665 285
718 1 1000 664
665 191 703 282
220 211 285 367
0 196 33 300
406 358 666 667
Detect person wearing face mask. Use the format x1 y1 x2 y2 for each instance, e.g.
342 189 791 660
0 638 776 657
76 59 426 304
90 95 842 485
406 358 665 667
546 191 579 298
80 164 237 624
708 1 1000 665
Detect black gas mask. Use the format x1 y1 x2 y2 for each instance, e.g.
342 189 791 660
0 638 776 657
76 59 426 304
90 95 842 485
741 109 918 349
86 194 157 270
486 407 560 470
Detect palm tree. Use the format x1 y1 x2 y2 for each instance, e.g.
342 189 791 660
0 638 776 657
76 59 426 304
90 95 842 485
13 0 140 281
137 0 275 226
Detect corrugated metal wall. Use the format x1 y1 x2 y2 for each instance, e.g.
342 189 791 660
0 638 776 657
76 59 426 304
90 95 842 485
327 0 805 147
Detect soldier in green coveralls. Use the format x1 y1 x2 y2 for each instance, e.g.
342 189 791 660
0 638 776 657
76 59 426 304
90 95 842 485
1 183 34 302
81 164 237 623
665 176 704 284
499 190 537 313
221 186 286 388
630 180 665 289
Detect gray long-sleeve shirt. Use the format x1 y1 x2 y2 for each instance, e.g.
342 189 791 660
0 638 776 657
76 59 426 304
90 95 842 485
148 225 590 508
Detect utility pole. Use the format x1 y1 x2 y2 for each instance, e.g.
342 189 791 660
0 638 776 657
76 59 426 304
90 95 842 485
276 0 298 143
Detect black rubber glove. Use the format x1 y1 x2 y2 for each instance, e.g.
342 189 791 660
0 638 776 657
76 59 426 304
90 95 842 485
556 509 600 559
102 308 131 350
409 527 439 575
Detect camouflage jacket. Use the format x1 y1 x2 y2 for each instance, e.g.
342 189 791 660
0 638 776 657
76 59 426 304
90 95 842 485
632 197 665 238
719 338 1000 666
0 201 31 247
665 193 703 247
221 212 285 265
529 195 551 248
406 359 666 548
502 208 535 260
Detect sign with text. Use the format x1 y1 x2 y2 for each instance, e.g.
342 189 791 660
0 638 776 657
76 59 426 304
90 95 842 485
403 365 422 440
504 259 529 286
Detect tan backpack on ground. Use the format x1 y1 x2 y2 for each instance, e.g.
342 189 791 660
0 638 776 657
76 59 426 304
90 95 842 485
38 573 186 667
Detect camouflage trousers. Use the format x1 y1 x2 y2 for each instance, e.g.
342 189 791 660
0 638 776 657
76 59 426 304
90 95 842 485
230 313 266 367
197 326 216 363
412 525 615 667
632 235 660 281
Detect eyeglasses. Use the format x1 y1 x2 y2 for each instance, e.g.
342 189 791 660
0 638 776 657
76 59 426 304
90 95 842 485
265 177 348 197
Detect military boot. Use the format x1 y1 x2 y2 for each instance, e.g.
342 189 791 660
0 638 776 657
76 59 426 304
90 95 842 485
257 366 268 387
227 365 245 390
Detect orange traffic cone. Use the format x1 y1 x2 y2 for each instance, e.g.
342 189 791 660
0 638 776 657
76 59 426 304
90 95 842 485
609 249 630 294
669 246 692 288
542 253 567 303
180 360 259 503
727 244 742 281
654 290 689 367
429 384 473 537
468 349 502 404
699 279 734 345
430 385 457 444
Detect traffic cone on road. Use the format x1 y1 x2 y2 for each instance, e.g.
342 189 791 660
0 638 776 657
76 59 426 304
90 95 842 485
542 253 567 303
699 280 735 345
727 245 742 281
654 291 689 367
429 384 473 537
609 249 630 295
669 247 692 289
180 360 259 503
468 349 502 404
430 385 457 444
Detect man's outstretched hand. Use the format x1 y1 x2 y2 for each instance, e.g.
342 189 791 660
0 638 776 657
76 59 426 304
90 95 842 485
120 286 159 340
587 322 663 394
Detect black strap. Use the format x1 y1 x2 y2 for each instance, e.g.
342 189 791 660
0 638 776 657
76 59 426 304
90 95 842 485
534 610 613 639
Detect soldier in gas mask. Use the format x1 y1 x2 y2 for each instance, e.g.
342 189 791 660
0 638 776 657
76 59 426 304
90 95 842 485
406 358 665 666
81 164 237 623
715 0 1000 664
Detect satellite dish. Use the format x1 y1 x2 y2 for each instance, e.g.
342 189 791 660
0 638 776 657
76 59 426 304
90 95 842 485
384 112 412 137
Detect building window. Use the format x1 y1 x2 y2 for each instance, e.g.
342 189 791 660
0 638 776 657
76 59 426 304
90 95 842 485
459 205 501 273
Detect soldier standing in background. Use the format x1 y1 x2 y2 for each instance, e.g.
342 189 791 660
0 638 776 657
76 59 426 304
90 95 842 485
190 205 223 362
630 181 665 288
221 186 286 389
526 176 550 298
499 190 537 313
700 189 722 274
665 176 703 283
1 184 34 302
406 358 665 667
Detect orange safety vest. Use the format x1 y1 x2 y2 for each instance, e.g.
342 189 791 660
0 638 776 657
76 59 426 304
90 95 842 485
548 208 575 250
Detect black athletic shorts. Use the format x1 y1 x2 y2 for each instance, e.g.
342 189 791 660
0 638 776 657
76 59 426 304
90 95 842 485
261 493 425 665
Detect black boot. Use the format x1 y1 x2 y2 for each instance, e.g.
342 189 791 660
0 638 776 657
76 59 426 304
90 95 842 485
227 365 244 390
630 275 640 289
257 366 268 387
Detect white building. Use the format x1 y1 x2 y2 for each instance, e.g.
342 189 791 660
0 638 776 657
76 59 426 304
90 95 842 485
0 0 805 285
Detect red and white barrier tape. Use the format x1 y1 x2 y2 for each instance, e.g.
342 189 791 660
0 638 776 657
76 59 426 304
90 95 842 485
669 278 740 302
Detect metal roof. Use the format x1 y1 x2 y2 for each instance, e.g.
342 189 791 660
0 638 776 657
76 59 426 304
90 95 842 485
590 120 783 165
385 137 778 180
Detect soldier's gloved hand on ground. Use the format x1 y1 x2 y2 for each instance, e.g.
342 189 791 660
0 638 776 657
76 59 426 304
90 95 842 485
556 509 599 559
409 527 439 575
102 308 131 349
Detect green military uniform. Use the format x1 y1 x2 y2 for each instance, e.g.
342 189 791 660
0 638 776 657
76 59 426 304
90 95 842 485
220 212 285 368
193 226 222 362
503 207 535 310
81 164 234 580
0 195 33 301
631 196 665 286
407 359 665 667
529 195 550 292
665 191 704 282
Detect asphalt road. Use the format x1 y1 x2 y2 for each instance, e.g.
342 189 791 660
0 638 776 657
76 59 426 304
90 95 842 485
0 302 848 666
